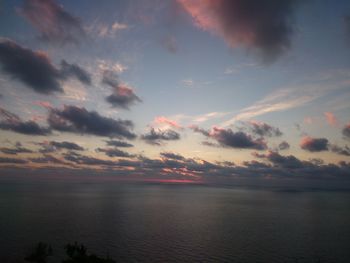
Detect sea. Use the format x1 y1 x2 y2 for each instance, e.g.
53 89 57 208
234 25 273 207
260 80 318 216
0 179 350 262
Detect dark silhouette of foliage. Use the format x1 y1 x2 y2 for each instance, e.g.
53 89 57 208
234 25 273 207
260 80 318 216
25 242 53 263
25 242 116 263
63 242 115 263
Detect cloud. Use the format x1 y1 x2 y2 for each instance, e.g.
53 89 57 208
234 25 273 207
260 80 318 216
141 128 181 145
160 152 186 161
192 126 267 150
0 107 51 135
324 112 338 127
0 157 28 164
0 39 91 94
96 147 134 158
20 0 86 45
49 141 84 151
154 116 183 129
47 105 136 139
221 70 350 126
102 71 142 109
0 145 33 155
177 0 298 61
247 120 282 137
278 141 290 151
343 123 350 140
0 39 62 94
29 154 67 165
330 145 350 156
300 136 329 152
43 150 350 181
63 151 118 166
105 140 133 148
60 60 91 85
88 21 128 38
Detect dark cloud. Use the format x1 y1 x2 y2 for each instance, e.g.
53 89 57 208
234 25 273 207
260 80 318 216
106 140 134 148
0 145 33 155
343 124 350 140
248 121 282 137
29 154 67 165
160 152 186 161
0 107 51 136
20 0 86 45
49 141 84 151
63 151 117 166
141 128 180 145
0 39 62 94
190 125 210 136
194 126 267 150
96 147 134 158
60 60 91 85
0 157 28 164
278 141 290 151
264 151 304 169
300 137 329 152
330 145 350 156
178 0 298 61
103 71 142 110
48 105 136 139
0 39 91 94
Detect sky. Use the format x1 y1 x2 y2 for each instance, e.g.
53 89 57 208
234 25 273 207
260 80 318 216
0 0 350 186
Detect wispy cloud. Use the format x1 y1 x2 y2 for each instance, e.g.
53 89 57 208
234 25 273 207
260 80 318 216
222 70 350 127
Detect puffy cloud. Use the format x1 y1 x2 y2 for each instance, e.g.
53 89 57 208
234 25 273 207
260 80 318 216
47 105 136 139
343 123 350 140
177 0 298 61
278 141 290 151
96 147 134 158
192 126 267 150
0 39 62 94
20 0 86 45
141 128 181 145
248 120 282 137
103 71 142 110
300 136 329 152
105 140 134 148
0 39 91 94
0 107 51 135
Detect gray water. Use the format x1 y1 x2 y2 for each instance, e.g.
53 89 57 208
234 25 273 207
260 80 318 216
1 180 350 262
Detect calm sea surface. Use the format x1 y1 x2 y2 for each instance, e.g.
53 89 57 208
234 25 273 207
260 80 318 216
1 180 350 262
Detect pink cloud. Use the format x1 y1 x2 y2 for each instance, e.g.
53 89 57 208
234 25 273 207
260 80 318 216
33 101 53 109
324 112 338 127
154 116 183 129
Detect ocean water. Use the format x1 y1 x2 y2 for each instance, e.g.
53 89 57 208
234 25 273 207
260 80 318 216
0 180 350 263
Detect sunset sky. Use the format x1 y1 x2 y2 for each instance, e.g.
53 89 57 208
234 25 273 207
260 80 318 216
0 0 350 185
